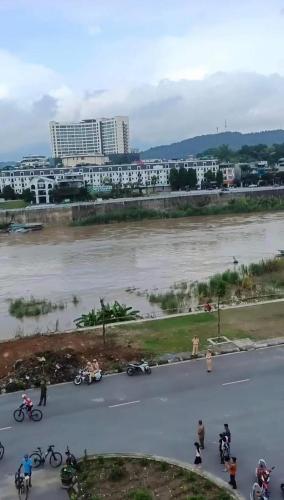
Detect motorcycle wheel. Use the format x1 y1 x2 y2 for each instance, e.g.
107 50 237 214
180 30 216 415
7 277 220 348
127 367 135 376
145 366 152 374
73 376 82 385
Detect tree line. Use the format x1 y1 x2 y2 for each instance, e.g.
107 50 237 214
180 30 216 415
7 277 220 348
169 167 224 190
197 143 284 164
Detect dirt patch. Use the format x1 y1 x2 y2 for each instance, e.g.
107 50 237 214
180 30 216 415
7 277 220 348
71 456 233 499
0 330 145 390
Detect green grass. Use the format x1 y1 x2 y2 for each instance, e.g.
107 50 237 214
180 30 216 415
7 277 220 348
0 200 27 209
72 196 284 226
111 301 284 354
9 297 65 319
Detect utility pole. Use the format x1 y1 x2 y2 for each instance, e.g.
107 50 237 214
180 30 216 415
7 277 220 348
100 297 106 347
217 295 221 337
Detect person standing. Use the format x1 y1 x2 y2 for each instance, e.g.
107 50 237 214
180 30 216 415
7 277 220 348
38 379 47 406
197 420 205 449
194 442 202 467
192 336 200 356
227 457 237 489
206 350 213 372
224 424 231 447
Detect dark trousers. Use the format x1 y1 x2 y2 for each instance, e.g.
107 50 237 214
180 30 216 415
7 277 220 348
229 475 237 489
38 390 47 406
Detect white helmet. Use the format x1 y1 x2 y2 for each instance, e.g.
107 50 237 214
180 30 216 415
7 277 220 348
22 394 27 399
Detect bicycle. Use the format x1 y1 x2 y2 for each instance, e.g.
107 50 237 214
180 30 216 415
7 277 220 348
15 471 30 500
13 405 43 423
0 441 4 460
65 445 77 468
30 445 62 468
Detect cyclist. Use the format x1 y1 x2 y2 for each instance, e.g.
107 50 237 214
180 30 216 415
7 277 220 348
19 453 32 487
21 394 33 416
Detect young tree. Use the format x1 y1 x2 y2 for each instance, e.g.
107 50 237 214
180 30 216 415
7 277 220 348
169 167 180 190
151 175 158 190
2 185 16 200
21 189 34 203
204 170 216 183
216 169 224 187
187 168 197 189
178 166 188 189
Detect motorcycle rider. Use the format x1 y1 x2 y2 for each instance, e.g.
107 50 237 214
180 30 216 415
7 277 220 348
85 361 94 384
21 394 33 415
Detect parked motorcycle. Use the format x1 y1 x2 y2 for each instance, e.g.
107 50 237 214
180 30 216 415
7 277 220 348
126 360 151 376
73 369 102 385
253 459 275 500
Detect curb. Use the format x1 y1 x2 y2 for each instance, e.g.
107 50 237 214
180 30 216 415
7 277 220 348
74 452 245 500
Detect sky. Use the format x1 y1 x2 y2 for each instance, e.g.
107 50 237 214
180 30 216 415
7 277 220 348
1 0 284 159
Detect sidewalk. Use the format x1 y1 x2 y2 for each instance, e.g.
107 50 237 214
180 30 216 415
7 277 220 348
1 469 66 500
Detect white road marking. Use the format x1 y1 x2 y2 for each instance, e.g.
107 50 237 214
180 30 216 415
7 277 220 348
109 400 141 408
222 378 250 386
0 426 12 431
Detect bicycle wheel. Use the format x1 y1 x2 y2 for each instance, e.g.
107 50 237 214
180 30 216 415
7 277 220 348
49 451 62 468
31 409 42 422
14 409 25 422
30 452 42 468
0 444 4 460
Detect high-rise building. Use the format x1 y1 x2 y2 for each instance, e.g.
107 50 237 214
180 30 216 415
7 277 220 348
49 116 129 158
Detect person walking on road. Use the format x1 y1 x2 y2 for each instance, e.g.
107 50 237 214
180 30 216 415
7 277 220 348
197 420 205 449
38 378 47 406
224 424 231 446
192 336 200 356
227 457 237 489
194 442 202 467
206 350 213 372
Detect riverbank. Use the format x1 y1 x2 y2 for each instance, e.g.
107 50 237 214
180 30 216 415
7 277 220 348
0 186 284 226
1 300 284 391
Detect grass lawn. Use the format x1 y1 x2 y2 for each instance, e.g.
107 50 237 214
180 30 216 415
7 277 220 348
0 199 27 209
110 301 284 354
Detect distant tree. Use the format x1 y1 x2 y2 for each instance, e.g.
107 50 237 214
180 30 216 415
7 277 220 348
216 169 224 187
151 175 158 190
53 157 63 167
178 166 188 189
2 185 16 200
169 167 180 190
51 185 91 203
204 170 216 183
215 145 234 162
21 189 34 203
187 168 197 189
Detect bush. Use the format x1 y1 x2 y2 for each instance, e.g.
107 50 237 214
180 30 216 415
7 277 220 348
5 380 26 393
127 489 153 500
108 464 127 481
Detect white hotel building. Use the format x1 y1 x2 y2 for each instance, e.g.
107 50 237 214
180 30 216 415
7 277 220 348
49 116 129 158
0 159 236 204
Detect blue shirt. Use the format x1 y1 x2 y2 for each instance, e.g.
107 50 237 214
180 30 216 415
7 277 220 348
21 458 32 475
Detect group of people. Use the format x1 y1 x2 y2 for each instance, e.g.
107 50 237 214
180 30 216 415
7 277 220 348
195 420 238 490
192 336 213 373
85 358 100 384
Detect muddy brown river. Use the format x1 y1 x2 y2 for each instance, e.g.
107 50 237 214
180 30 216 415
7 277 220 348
0 212 283 340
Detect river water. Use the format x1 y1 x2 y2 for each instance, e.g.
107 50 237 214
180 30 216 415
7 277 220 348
0 212 283 340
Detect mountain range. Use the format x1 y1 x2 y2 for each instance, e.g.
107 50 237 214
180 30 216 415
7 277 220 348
141 130 284 159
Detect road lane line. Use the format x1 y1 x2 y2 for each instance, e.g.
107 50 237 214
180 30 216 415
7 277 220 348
222 378 250 386
0 426 12 431
109 400 140 408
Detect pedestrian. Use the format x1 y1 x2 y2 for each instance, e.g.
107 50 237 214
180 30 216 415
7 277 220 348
38 378 47 406
194 442 202 467
206 350 213 372
227 457 237 489
219 433 224 464
197 420 205 449
221 435 230 471
224 423 231 445
192 336 200 356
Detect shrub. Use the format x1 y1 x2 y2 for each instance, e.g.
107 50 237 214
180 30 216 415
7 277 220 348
127 489 153 500
108 464 127 481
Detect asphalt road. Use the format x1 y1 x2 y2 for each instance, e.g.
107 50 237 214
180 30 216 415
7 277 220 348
1 347 284 499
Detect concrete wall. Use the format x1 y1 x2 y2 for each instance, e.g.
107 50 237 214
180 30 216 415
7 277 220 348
1 187 284 226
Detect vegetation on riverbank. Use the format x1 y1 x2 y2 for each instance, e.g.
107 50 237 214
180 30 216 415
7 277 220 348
68 455 234 499
72 196 284 225
9 297 65 319
0 199 27 209
147 258 284 313
74 301 140 328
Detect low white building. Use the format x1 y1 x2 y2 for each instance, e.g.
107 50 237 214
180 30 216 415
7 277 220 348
0 159 238 204
62 154 109 168
19 155 49 169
